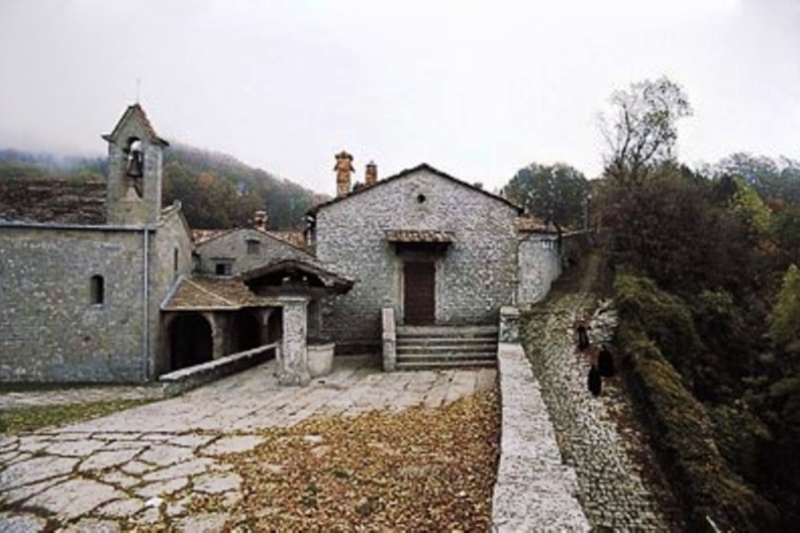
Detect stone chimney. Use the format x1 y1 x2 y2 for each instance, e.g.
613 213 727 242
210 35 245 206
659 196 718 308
334 151 354 197
365 161 378 187
253 210 268 231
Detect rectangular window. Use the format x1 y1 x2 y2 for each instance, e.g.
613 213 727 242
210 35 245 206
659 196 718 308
246 239 261 255
215 262 233 276
90 275 104 305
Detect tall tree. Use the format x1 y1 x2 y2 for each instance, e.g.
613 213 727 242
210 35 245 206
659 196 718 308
600 76 692 186
502 162 589 229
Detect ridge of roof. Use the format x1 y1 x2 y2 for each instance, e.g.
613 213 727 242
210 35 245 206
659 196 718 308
191 226 313 256
102 104 169 147
309 163 522 214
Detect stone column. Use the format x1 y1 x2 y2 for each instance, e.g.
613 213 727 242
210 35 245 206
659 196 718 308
205 312 226 360
277 296 311 386
499 306 520 343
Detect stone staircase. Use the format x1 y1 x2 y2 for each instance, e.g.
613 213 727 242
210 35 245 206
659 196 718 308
395 325 498 370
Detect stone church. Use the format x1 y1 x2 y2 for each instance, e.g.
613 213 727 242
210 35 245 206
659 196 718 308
0 106 566 383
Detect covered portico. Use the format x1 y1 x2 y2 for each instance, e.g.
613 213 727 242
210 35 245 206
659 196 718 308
160 259 353 386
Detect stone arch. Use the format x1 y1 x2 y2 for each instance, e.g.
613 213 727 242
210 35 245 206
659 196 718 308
168 312 213 371
232 310 262 353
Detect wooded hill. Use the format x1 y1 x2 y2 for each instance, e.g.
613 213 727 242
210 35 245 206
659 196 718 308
0 144 325 230
567 77 800 531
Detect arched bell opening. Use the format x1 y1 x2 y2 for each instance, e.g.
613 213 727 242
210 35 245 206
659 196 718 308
125 137 144 197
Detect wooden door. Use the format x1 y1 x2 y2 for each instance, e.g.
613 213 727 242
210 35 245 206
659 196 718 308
404 261 435 325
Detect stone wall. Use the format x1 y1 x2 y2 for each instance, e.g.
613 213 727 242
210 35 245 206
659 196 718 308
517 235 561 305
0 225 149 382
0 178 105 225
315 168 519 342
153 205 195 375
195 228 315 276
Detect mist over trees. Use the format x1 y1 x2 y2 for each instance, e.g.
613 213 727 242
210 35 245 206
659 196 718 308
160 143 325 230
0 143 324 230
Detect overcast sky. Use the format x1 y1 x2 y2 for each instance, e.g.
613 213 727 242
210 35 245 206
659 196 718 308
1 0 798 195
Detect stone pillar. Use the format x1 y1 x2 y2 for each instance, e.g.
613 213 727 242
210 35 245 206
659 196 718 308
277 296 311 386
206 312 226 360
382 307 396 372
258 308 273 346
499 306 520 343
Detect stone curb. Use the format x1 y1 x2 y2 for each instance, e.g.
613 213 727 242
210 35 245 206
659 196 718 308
491 341 590 532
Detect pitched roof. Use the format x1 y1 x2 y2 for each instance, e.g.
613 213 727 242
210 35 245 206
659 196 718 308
161 275 279 311
515 216 559 234
264 230 307 249
240 258 354 293
102 104 169 147
309 163 522 215
191 229 231 245
162 257 354 310
191 226 313 256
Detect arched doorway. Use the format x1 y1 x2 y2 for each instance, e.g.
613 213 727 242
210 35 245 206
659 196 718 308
169 313 213 371
232 310 262 353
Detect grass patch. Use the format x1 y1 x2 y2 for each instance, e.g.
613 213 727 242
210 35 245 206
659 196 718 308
0 382 111 394
0 399 152 435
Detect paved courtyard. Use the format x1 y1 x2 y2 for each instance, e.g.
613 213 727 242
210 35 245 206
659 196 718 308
0 357 495 532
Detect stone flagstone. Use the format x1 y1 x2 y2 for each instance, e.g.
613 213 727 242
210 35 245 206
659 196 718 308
79 448 141 471
0 455 78 491
26 478 125 520
201 435 263 456
193 472 242 495
0 356 497 529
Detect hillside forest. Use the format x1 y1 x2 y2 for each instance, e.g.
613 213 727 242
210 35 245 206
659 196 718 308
0 143 324 230
503 77 800 531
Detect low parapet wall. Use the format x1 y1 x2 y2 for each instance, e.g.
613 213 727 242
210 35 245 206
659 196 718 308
492 336 589 531
159 343 277 397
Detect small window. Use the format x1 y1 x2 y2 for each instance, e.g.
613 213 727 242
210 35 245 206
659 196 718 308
246 239 261 255
173 248 179 275
417 193 426 203
216 262 233 276
90 275 104 305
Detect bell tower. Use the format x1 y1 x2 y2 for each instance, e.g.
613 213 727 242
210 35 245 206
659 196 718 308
102 104 169 225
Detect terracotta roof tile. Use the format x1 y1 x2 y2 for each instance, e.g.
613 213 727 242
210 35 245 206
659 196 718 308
162 275 278 311
515 216 558 234
263 230 307 249
191 229 230 244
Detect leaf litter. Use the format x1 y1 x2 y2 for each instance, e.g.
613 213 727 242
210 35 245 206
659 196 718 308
223 388 500 531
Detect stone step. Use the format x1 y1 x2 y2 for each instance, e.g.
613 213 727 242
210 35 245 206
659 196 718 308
397 352 495 362
396 344 497 354
396 359 497 370
396 325 499 338
396 336 497 346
